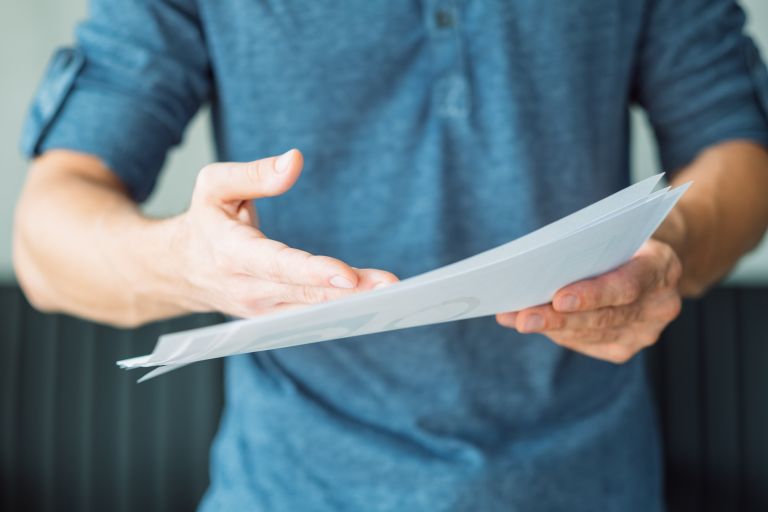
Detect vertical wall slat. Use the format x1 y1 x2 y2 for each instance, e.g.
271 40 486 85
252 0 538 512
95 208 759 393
51 315 94 512
700 289 742 511
41 315 59 512
659 297 704 511
152 335 170 512
79 321 95 512
18 303 59 511
0 288 22 512
127 360 160 512
114 328 134 512
90 323 132 511
192 358 224 504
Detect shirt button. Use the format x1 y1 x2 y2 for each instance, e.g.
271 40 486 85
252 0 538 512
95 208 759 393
435 9 455 29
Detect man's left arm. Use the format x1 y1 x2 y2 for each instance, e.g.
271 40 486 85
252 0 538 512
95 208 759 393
498 0 768 362
496 140 768 363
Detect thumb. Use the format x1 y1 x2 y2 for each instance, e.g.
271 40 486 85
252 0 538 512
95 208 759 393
194 149 303 204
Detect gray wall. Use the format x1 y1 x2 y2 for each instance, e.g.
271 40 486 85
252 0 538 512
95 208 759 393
1 0 767 284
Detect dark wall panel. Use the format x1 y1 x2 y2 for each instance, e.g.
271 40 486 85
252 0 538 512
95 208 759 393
1 285 767 511
740 290 768 511
648 288 768 512
0 287 225 512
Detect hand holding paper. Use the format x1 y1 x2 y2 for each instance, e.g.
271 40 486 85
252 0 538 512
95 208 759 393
497 237 683 363
119 174 689 381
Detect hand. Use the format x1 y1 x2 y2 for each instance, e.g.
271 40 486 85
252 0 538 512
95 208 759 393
169 149 398 318
496 239 683 363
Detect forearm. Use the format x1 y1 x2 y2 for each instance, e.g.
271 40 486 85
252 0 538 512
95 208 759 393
13 151 192 327
653 140 768 297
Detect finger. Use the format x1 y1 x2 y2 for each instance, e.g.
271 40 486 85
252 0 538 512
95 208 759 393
227 296 313 319
501 304 566 332
543 327 623 346
512 303 641 333
227 300 299 319
194 149 303 204
552 252 663 312
237 238 360 289
545 328 660 364
545 323 661 348
225 277 359 316
496 311 518 327
355 268 400 290
274 282 361 305
550 339 639 365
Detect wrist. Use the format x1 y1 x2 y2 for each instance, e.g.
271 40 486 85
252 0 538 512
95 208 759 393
653 199 716 297
121 213 200 324
652 206 688 265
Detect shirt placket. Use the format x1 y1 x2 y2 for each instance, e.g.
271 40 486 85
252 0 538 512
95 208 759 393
425 0 470 120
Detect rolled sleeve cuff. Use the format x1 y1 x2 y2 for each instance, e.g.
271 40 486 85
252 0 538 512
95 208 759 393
20 47 176 203
657 40 768 173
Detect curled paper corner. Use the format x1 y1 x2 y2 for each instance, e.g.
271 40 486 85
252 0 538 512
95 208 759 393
136 363 189 383
117 354 151 369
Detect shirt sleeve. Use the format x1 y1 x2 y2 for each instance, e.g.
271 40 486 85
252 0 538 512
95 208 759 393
20 0 211 202
633 0 768 173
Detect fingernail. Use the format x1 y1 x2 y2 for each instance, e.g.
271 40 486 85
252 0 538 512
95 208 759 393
373 281 392 290
274 149 294 174
524 314 544 331
330 275 354 289
558 294 579 312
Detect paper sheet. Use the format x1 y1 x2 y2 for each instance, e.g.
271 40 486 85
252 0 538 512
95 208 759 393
119 175 689 381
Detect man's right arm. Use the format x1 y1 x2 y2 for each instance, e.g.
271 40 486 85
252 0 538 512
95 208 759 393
13 149 397 327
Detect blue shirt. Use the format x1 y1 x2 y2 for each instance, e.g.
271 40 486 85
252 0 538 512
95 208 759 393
22 1 768 510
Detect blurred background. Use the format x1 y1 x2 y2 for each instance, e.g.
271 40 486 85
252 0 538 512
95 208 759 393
1 1 767 511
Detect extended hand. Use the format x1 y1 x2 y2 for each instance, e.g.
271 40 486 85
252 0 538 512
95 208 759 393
171 149 398 318
496 239 683 363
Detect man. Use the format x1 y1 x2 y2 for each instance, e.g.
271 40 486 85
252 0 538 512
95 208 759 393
13 0 768 510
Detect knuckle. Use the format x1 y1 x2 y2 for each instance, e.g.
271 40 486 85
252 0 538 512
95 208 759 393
296 285 323 303
295 250 315 270
622 279 642 304
245 160 265 185
577 286 596 308
548 334 567 346
284 247 316 283
550 331 574 346
211 246 236 274
229 280 255 301
665 295 682 321
265 259 284 282
497 313 515 328
628 304 643 323
595 328 615 344
195 165 216 192
640 331 660 347
606 346 634 364
593 310 613 330
263 244 290 281
665 253 683 286
213 251 231 273
238 294 260 310
549 312 566 330
232 288 258 309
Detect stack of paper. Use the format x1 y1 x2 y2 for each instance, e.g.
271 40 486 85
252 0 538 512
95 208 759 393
119 174 689 382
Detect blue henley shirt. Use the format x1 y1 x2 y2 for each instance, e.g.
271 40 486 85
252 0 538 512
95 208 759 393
22 1 768 510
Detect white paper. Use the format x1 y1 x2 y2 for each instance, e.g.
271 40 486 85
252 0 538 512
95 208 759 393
119 175 689 381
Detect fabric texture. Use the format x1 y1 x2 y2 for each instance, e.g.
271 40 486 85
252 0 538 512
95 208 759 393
21 1 768 510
